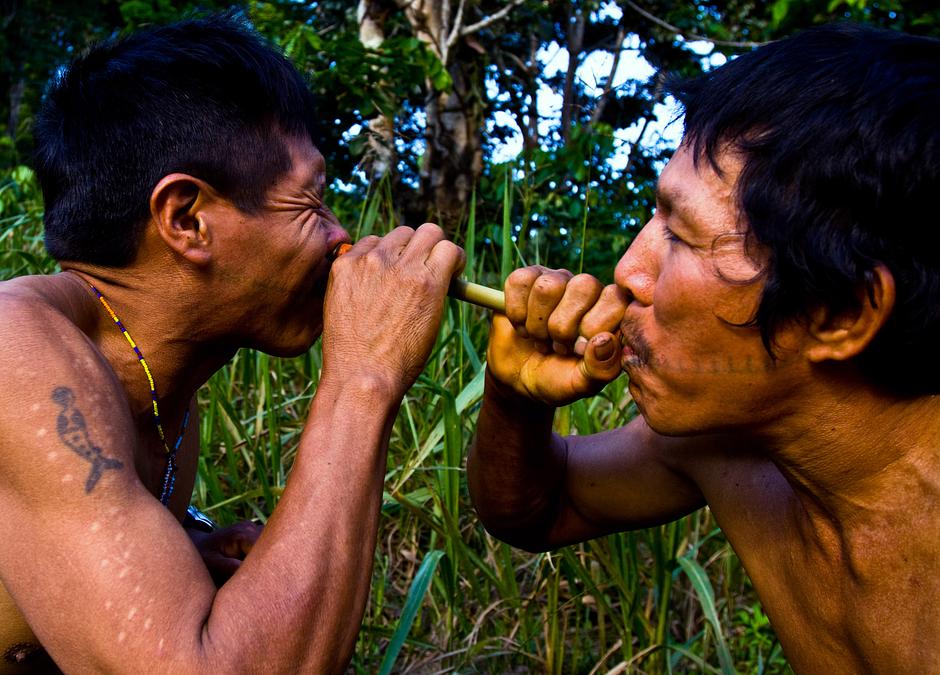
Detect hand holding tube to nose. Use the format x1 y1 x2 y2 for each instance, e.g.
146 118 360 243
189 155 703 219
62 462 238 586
332 242 506 313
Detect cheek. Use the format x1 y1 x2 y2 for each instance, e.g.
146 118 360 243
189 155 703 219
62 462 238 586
650 254 707 327
709 282 763 327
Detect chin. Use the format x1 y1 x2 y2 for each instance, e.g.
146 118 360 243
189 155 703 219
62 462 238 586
254 324 323 358
629 382 696 437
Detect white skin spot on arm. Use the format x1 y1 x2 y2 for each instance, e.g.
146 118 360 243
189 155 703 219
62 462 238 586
105 600 112 610
115 531 124 543
30 403 39 412
37 428 47 438
117 631 126 643
62 474 73 483
90 521 101 533
100 559 109 569
46 450 56 460
144 617 152 630
127 607 137 621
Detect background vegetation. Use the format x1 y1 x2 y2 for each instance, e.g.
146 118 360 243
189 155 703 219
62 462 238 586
2 1 938 672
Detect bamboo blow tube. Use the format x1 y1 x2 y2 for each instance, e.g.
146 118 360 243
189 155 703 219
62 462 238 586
331 242 506 313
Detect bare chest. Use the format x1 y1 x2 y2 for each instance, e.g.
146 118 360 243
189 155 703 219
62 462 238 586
698 462 940 673
131 417 200 517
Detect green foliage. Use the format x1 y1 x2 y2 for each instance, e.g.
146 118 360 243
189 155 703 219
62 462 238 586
0 164 55 278
3 2 939 672
0 167 792 671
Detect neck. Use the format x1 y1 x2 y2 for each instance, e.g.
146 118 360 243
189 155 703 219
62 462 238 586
756 377 940 528
62 266 236 421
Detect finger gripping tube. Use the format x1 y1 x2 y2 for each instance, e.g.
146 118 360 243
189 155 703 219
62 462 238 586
331 242 506 313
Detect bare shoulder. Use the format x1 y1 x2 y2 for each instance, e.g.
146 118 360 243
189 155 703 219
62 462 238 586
0 273 104 365
567 417 791 526
0 275 135 494
647 425 798 551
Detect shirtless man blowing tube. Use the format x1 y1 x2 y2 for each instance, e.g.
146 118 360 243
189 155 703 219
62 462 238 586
0 15 464 673
468 24 939 673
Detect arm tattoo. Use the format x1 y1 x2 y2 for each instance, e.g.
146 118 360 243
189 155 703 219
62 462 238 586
51 387 123 493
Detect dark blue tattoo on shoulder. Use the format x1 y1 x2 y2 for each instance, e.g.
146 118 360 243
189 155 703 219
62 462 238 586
51 387 123 493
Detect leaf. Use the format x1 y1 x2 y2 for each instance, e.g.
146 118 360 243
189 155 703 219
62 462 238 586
677 556 737 675
377 549 444 675
771 0 790 28
430 67 453 92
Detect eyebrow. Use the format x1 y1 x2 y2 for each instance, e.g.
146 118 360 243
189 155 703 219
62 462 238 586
654 180 686 214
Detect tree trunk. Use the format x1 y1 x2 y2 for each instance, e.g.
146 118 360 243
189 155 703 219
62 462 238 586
561 5 586 144
357 0 397 181
8 76 24 139
402 0 484 234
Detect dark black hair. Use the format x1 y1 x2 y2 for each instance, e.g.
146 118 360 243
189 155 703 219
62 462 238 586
34 12 322 266
668 22 940 395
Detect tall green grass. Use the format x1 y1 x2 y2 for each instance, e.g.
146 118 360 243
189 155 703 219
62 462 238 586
1 163 790 674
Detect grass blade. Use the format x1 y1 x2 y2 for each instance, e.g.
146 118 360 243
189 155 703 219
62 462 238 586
378 549 445 675
500 164 514 283
677 556 737 675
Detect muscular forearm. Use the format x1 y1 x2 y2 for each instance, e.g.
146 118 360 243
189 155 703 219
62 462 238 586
199 375 398 672
467 370 568 552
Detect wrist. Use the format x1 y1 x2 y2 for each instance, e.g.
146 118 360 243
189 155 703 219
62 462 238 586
317 368 405 410
483 368 555 416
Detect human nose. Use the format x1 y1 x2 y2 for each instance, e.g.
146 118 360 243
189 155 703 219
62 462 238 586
614 222 658 306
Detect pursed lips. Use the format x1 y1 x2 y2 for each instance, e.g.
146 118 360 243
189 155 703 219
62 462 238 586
619 318 651 368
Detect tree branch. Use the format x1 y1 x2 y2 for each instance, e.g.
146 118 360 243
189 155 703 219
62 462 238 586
590 22 627 126
459 0 526 37
443 0 467 62
623 0 763 49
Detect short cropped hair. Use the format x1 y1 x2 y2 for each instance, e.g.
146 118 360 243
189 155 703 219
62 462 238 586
34 12 321 266
669 23 940 396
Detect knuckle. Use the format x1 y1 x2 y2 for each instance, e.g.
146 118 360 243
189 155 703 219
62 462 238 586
599 283 628 304
547 314 576 340
532 274 565 298
507 267 537 286
418 222 444 236
438 240 463 260
569 274 602 297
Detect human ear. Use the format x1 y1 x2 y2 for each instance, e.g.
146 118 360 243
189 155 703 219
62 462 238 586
803 264 896 363
149 174 215 266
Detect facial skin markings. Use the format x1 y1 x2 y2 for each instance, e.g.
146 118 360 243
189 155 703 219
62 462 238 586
646 353 779 375
619 321 788 375
51 387 124 493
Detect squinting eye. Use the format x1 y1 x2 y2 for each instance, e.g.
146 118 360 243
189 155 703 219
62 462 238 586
662 225 683 245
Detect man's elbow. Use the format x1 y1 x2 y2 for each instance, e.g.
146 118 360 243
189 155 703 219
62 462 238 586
473 510 559 553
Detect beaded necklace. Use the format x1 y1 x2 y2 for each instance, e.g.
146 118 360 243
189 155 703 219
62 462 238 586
87 282 190 506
